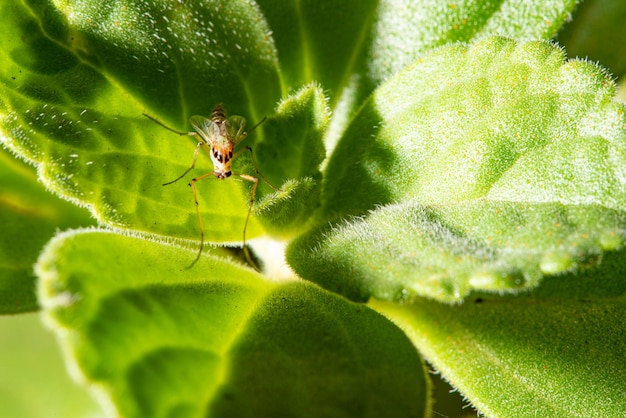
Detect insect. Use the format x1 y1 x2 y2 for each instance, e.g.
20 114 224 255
143 104 279 269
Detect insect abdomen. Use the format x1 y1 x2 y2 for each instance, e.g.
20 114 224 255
211 104 227 123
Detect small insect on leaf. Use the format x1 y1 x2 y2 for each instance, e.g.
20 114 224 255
143 104 279 270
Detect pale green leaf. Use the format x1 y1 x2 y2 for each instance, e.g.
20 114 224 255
257 0 580 113
289 36 626 302
368 0 580 85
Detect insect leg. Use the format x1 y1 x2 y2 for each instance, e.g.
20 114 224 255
143 113 205 186
243 116 267 137
235 173 259 269
142 113 195 136
230 115 267 144
232 146 281 191
186 171 216 269
163 141 203 186
231 146 283 269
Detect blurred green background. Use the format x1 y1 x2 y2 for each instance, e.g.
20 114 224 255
0 314 103 417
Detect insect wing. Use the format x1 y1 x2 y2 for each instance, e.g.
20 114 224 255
189 115 217 145
225 115 247 143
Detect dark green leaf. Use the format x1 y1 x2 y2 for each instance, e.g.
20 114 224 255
559 0 626 79
0 147 93 314
50 0 281 118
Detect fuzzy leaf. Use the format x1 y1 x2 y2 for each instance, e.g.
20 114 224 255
0 0 312 250
367 0 580 85
254 84 328 235
37 230 428 418
256 0 579 110
289 36 626 302
51 0 281 118
372 249 626 417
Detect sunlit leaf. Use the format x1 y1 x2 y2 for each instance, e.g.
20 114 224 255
289 37 626 302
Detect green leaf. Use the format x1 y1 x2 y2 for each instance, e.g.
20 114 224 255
0 147 93 314
254 84 328 235
367 0 580 85
37 230 428 418
255 0 378 101
50 0 281 118
289 201 626 302
288 36 626 302
257 0 579 112
371 248 626 417
259 1 584 159
0 1 304 249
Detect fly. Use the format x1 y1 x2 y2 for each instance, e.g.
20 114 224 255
143 104 279 269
